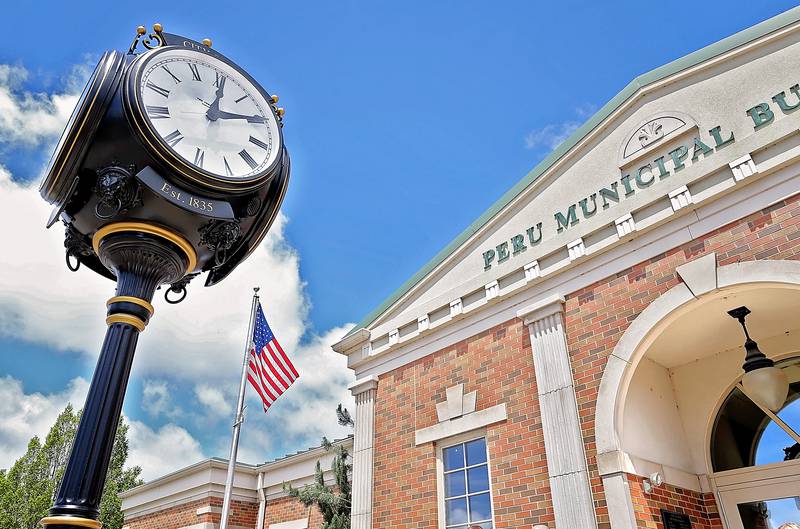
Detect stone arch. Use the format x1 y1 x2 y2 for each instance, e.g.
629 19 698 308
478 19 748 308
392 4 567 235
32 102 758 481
594 258 800 529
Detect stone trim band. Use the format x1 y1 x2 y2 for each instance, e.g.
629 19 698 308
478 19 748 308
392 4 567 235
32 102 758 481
92 221 197 273
40 515 103 529
106 314 147 332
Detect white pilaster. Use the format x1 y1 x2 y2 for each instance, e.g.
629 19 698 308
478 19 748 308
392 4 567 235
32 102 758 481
256 472 266 529
518 296 598 529
349 375 379 529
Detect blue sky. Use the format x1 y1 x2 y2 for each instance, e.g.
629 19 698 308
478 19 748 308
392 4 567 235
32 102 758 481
0 0 798 479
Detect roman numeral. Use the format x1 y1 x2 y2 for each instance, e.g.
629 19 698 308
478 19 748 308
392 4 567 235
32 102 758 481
234 94 248 103
146 105 170 119
238 149 258 170
223 157 233 177
162 65 181 83
163 130 183 147
188 63 202 81
193 148 205 168
146 81 170 98
214 72 226 89
248 135 270 151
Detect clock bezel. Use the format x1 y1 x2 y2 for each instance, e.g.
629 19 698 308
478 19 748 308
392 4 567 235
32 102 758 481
40 50 126 206
123 44 283 193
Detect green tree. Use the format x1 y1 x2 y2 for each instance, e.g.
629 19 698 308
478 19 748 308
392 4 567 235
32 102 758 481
284 404 353 529
0 405 143 529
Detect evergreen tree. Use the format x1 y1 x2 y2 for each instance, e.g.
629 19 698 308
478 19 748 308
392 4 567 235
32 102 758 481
0 405 142 529
284 405 354 529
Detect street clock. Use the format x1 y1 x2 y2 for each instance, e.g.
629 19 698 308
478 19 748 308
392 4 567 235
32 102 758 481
38 24 291 529
40 24 289 295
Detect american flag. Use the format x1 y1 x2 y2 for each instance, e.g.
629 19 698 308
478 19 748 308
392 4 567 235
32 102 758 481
247 304 299 412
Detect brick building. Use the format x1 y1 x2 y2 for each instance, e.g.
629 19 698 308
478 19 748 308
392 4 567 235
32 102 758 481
124 7 800 529
121 437 351 529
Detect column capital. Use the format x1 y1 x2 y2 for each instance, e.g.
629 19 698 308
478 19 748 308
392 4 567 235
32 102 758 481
517 294 565 326
349 375 379 396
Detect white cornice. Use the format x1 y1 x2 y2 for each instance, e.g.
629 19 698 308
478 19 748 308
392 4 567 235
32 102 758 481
122 437 353 518
332 328 370 354
349 159 800 379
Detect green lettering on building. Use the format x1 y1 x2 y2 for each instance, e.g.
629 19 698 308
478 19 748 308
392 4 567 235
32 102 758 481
668 145 689 171
511 234 526 255
599 183 620 209
747 102 774 129
635 164 654 188
496 241 510 263
691 137 713 161
709 125 735 148
480 82 799 272
554 205 578 233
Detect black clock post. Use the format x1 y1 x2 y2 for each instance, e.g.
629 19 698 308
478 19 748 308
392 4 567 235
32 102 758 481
38 24 289 529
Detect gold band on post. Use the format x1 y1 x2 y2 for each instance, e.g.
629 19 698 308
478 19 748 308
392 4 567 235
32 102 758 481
40 516 103 529
106 314 146 332
92 222 197 273
106 296 154 316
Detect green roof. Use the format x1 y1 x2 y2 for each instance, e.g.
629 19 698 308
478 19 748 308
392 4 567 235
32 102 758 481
345 6 800 338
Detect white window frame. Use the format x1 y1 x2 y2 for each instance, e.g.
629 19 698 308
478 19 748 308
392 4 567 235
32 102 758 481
435 429 496 529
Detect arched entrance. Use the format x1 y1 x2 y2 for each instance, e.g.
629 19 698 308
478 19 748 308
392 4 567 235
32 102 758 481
595 259 800 529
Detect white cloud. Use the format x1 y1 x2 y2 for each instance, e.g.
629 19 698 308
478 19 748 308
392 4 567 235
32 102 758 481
127 420 205 481
195 384 232 417
142 379 181 418
0 375 89 469
0 63 89 146
524 121 582 151
523 104 597 151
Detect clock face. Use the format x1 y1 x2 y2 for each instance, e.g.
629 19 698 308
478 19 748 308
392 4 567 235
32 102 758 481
135 48 281 182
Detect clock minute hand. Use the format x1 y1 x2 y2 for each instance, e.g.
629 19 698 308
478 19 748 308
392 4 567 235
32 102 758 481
215 110 268 124
206 75 226 120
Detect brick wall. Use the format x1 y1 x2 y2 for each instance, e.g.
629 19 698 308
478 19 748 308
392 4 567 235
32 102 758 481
264 495 323 528
371 193 800 529
125 494 322 529
125 496 258 529
564 193 800 527
373 317 554 528
628 474 723 529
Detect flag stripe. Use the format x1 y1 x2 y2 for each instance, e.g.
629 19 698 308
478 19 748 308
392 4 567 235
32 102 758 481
265 342 293 386
273 340 300 379
262 345 289 391
245 303 299 413
247 372 272 406
249 357 276 402
253 354 282 398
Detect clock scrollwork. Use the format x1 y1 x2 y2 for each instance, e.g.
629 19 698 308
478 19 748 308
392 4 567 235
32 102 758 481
64 225 94 272
128 23 165 55
93 164 142 219
199 219 242 267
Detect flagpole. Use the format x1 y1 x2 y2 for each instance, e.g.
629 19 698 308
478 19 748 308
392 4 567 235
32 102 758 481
220 287 260 529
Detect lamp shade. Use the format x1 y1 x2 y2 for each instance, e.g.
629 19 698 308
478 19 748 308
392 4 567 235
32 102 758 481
742 365 790 412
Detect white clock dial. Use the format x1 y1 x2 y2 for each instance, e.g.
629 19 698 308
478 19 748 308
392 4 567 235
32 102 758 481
137 48 281 181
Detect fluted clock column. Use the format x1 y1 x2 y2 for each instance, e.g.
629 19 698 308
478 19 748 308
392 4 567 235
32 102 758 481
42 223 195 529
349 375 379 529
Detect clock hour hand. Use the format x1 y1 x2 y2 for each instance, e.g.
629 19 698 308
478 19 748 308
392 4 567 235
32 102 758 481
214 110 268 124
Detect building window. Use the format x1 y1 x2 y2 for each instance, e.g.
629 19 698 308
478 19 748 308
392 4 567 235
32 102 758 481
439 436 494 529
